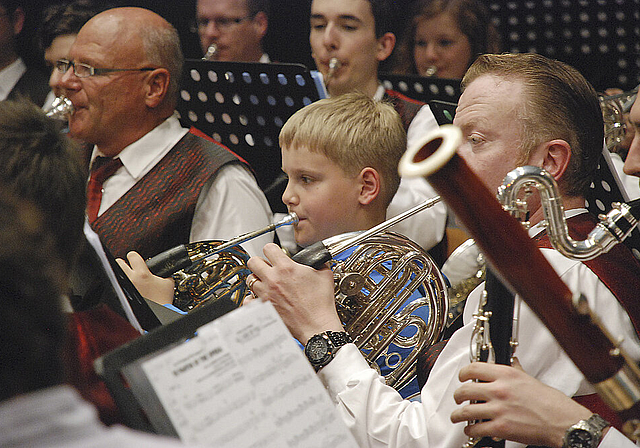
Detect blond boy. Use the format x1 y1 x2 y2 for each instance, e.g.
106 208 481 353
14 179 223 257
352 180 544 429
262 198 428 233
279 92 405 247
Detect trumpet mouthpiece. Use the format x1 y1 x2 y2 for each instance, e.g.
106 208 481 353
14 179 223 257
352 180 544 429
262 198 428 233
202 43 218 61
45 96 73 120
424 66 437 77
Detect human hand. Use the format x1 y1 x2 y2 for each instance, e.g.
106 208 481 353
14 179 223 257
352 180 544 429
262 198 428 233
116 251 175 305
450 359 592 448
247 243 344 344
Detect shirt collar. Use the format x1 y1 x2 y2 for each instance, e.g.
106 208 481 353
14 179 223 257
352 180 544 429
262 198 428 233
528 207 588 238
373 84 385 101
91 114 188 180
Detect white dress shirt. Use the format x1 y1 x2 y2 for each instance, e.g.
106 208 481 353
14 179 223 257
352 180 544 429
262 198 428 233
317 209 640 448
373 85 448 253
0 58 26 101
0 385 203 447
92 115 273 257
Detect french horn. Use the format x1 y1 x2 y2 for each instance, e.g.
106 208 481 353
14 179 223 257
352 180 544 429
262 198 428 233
145 198 448 394
327 230 448 392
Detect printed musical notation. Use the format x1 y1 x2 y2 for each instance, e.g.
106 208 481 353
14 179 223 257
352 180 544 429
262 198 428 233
122 301 358 448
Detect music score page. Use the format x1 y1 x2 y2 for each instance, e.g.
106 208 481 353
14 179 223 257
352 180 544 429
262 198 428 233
123 300 359 448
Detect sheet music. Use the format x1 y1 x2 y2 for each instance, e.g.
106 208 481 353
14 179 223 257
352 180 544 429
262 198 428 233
123 301 358 448
83 221 144 333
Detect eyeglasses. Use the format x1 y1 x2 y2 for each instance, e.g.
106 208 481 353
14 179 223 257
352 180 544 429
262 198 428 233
191 14 255 33
55 59 156 78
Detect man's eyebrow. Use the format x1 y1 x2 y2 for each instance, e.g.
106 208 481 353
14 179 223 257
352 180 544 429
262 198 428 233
310 13 363 23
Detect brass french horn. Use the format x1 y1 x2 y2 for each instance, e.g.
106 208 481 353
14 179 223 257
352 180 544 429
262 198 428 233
145 198 449 395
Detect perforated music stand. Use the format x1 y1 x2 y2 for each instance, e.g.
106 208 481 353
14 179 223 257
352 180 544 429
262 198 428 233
586 149 640 259
379 73 461 104
176 61 326 213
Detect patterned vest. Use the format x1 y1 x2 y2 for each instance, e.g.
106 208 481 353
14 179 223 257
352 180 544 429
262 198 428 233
92 129 244 260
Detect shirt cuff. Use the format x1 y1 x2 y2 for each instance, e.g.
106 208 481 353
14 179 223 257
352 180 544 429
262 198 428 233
317 343 377 398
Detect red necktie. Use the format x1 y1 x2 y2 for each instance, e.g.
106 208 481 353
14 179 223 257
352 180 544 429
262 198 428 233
87 156 123 223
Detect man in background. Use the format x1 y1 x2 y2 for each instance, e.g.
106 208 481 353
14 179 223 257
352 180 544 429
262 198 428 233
195 0 269 62
0 0 49 106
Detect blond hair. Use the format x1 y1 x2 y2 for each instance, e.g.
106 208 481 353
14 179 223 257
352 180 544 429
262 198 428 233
280 92 406 207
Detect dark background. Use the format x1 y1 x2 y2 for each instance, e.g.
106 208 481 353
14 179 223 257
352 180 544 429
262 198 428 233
19 0 640 92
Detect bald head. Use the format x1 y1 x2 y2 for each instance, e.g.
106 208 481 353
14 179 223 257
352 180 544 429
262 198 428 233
78 7 184 106
60 7 184 154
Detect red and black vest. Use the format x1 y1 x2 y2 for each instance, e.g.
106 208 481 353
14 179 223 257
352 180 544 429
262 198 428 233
92 129 245 260
384 89 425 132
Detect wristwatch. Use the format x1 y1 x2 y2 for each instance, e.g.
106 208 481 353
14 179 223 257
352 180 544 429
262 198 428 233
304 331 352 371
562 413 609 448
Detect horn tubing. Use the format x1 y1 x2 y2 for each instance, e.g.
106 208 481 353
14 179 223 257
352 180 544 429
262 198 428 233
398 126 640 423
292 196 441 269
146 213 298 277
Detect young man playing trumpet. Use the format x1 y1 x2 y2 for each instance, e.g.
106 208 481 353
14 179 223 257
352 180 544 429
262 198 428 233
247 53 640 448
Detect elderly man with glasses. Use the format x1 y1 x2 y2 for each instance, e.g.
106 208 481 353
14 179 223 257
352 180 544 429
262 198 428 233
194 0 269 62
57 6 273 267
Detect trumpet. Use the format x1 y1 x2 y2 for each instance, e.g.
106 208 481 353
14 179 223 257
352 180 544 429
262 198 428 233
45 96 73 121
202 43 218 61
324 57 341 89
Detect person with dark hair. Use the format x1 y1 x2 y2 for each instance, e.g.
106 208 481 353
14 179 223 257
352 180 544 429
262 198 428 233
0 99 142 425
392 0 500 79
309 0 448 264
57 7 272 263
194 0 269 61
247 53 640 448
38 0 105 109
0 186 203 447
0 0 49 106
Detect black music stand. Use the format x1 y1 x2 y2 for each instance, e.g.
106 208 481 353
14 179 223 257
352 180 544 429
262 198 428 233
586 149 640 260
379 73 461 104
94 297 237 433
176 61 326 213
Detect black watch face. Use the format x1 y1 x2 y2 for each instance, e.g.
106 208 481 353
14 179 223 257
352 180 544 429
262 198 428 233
305 336 331 364
566 428 594 448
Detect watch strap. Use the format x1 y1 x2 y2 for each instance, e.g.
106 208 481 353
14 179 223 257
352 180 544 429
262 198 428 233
305 331 352 371
562 414 609 448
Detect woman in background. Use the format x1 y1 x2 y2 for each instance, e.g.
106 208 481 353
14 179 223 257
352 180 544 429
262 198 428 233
392 0 500 79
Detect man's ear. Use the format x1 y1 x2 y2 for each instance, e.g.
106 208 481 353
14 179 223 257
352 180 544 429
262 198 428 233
11 7 25 36
252 11 268 40
535 139 572 181
376 32 396 62
358 167 381 205
144 68 170 108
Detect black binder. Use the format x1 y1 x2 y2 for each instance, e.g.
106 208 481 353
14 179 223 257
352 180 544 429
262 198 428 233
176 60 326 213
94 297 237 433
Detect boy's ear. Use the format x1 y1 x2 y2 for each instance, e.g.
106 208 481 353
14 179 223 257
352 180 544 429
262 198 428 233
358 167 381 205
